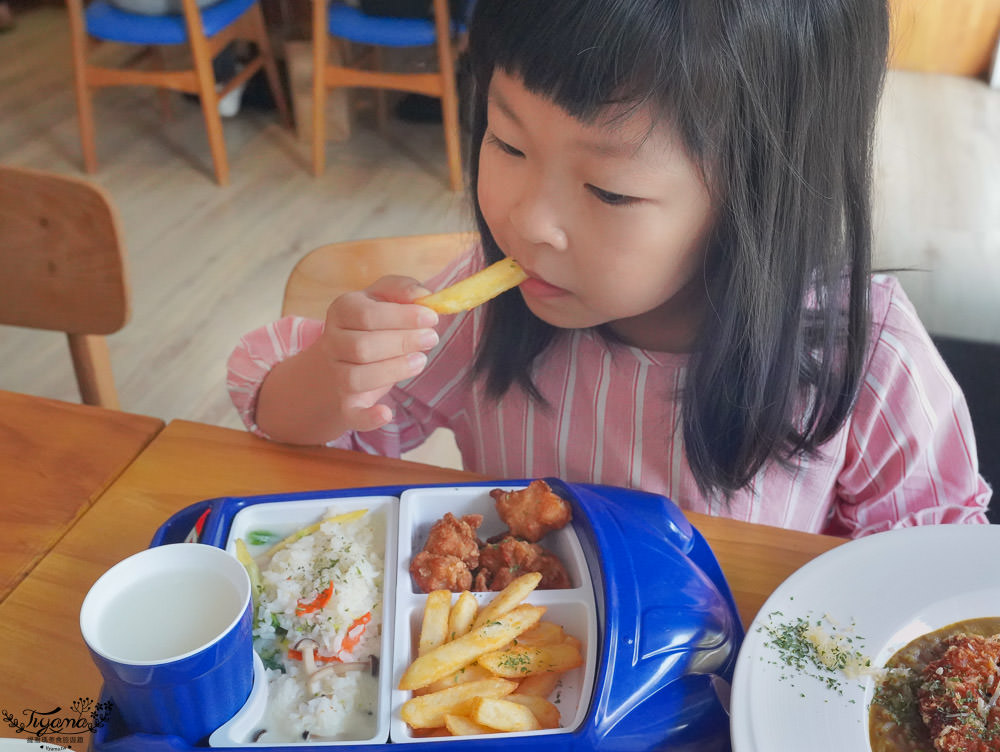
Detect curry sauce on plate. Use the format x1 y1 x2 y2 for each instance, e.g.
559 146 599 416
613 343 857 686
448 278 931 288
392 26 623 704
869 617 1000 752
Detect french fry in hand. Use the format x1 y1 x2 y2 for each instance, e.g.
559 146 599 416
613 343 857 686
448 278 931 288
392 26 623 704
400 677 517 729
448 590 478 640
472 572 542 630
477 642 584 679
419 590 452 656
505 694 561 729
444 713 496 736
468 697 541 732
399 604 546 690
415 258 527 314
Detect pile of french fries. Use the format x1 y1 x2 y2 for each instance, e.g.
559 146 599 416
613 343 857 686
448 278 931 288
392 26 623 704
398 572 584 737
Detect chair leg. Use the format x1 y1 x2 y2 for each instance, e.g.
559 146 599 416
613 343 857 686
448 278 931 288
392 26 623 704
67 14 98 173
431 0 462 191
189 36 229 185
248 4 291 128
68 333 120 409
312 0 329 177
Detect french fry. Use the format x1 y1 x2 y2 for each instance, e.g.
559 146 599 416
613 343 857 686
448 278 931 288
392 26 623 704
418 663 493 695
399 604 546 690
472 572 542 630
477 642 584 679
468 697 541 732
409 727 451 738
419 590 452 656
415 258 527 314
514 621 565 647
400 678 517 729
562 634 583 653
448 590 478 640
233 538 262 604
444 713 496 736
513 671 561 698
505 694 561 729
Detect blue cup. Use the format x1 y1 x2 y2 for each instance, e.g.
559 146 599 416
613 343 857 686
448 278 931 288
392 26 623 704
80 543 254 744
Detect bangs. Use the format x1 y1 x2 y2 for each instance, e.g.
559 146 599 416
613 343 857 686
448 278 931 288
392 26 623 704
468 0 699 131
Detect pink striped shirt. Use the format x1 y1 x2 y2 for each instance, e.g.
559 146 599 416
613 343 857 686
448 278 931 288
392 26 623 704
228 249 991 538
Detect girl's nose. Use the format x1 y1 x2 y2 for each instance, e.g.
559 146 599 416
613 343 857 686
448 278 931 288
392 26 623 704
507 182 568 252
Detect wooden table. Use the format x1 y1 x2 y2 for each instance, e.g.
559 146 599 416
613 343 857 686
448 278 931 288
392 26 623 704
0 418 844 742
0 390 163 602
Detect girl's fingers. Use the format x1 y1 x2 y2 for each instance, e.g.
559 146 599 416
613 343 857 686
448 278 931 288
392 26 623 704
331 351 428 396
316 276 438 434
367 275 434 303
346 402 394 433
328 287 438 332
324 326 439 366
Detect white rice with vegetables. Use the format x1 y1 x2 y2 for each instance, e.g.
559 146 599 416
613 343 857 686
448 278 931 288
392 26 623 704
247 509 384 742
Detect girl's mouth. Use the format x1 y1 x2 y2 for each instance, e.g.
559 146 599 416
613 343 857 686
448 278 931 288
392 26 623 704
519 273 568 299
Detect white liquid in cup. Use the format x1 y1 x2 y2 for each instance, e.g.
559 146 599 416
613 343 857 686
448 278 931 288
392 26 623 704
95 568 244 662
81 543 251 666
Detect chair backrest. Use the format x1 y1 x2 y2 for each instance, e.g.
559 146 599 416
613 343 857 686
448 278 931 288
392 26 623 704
282 231 475 319
0 165 130 407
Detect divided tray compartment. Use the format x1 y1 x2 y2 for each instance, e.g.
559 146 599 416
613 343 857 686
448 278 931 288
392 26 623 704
216 494 400 746
92 480 744 752
389 484 599 743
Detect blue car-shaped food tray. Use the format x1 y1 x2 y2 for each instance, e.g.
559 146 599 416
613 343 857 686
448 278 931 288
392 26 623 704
93 479 743 752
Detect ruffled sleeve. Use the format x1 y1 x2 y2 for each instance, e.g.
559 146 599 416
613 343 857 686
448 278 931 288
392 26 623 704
226 245 484 446
226 316 325 438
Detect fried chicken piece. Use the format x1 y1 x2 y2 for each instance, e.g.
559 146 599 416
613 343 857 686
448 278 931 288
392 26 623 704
474 535 571 591
917 633 1000 752
409 551 472 593
423 512 483 569
490 480 572 543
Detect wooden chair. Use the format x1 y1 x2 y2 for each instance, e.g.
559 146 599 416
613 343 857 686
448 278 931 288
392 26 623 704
311 0 464 190
0 166 130 409
66 0 291 186
282 231 474 469
282 230 475 319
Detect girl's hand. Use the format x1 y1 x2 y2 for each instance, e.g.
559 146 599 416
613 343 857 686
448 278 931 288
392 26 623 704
316 275 440 433
254 275 439 445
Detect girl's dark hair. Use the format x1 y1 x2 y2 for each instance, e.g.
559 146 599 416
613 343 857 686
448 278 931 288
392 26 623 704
466 0 889 498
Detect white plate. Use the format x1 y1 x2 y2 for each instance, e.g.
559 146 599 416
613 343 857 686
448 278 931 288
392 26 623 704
730 524 1000 752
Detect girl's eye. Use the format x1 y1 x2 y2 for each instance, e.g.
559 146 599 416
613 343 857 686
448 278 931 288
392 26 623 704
587 185 640 207
486 133 524 158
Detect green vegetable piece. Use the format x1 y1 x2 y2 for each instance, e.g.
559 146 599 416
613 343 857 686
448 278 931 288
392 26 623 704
247 530 279 546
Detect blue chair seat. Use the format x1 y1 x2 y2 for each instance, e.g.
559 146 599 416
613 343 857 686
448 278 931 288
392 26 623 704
327 3 462 47
85 0 256 45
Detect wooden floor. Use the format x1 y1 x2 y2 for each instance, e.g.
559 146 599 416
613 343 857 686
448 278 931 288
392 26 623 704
1 6 998 469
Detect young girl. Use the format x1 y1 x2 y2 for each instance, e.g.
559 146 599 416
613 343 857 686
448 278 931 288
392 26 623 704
229 0 990 538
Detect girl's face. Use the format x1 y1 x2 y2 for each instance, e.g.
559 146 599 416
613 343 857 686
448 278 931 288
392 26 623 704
478 70 716 352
